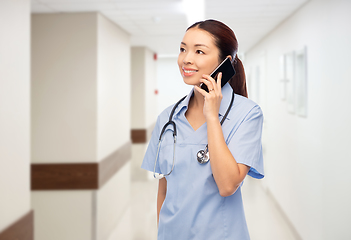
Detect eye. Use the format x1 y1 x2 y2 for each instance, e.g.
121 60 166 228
180 47 186 53
196 50 205 54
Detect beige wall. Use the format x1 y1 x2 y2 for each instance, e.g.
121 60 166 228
144 49 158 128
0 0 31 232
97 14 131 161
31 191 94 240
31 13 98 163
130 47 158 181
96 162 131 240
244 0 351 239
31 12 131 240
131 47 157 129
131 47 146 129
96 13 131 240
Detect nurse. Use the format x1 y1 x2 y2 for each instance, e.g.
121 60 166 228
141 19 264 240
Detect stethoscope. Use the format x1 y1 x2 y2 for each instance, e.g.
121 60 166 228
153 90 235 179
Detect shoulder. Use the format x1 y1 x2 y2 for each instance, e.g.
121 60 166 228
230 94 263 121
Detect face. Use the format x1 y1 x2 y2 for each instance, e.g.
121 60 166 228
177 28 221 86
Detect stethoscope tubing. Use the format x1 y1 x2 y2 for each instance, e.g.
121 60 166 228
153 96 185 179
153 91 235 178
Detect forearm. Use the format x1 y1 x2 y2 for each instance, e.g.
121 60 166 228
157 178 167 226
157 194 165 226
207 117 249 197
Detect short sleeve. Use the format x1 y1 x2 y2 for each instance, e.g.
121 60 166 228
227 105 264 179
141 115 161 174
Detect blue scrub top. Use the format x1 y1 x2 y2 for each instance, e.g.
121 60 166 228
141 82 264 240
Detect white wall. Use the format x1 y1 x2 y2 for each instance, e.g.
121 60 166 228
244 1 351 239
157 57 192 115
0 0 31 232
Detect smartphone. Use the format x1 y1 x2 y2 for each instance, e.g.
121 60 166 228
201 56 235 92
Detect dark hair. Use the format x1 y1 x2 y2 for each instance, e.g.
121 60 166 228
187 19 248 98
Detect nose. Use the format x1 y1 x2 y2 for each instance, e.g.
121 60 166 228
182 52 193 64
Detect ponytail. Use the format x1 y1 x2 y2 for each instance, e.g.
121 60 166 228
229 55 248 98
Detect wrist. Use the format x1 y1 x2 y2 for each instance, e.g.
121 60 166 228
206 115 220 124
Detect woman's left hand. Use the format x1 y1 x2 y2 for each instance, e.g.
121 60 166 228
194 72 223 122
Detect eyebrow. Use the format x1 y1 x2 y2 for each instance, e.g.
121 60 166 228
180 42 209 48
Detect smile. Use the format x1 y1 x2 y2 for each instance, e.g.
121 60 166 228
183 69 197 73
182 67 198 76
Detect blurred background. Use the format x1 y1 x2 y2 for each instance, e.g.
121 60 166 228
1 0 350 239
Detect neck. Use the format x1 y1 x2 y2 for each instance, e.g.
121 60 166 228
190 86 205 109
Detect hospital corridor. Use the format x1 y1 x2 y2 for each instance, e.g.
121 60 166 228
1 0 350 240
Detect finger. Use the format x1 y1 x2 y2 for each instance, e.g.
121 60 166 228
217 72 222 90
202 74 219 93
214 72 223 95
194 85 210 97
199 77 214 92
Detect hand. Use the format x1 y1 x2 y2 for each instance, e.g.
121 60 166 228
194 72 223 122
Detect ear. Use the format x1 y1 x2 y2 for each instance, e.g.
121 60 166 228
226 55 233 61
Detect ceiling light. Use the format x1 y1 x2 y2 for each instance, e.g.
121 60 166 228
182 0 205 27
153 16 161 23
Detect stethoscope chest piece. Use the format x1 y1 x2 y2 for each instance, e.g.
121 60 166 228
197 149 210 164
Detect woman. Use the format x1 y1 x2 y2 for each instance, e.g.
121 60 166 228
141 19 264 239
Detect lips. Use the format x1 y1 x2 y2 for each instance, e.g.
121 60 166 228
182 67 198 76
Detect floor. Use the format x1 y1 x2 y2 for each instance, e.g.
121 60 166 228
108 175 300 240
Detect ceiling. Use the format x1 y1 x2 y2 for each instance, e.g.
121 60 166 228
31 0 308 56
